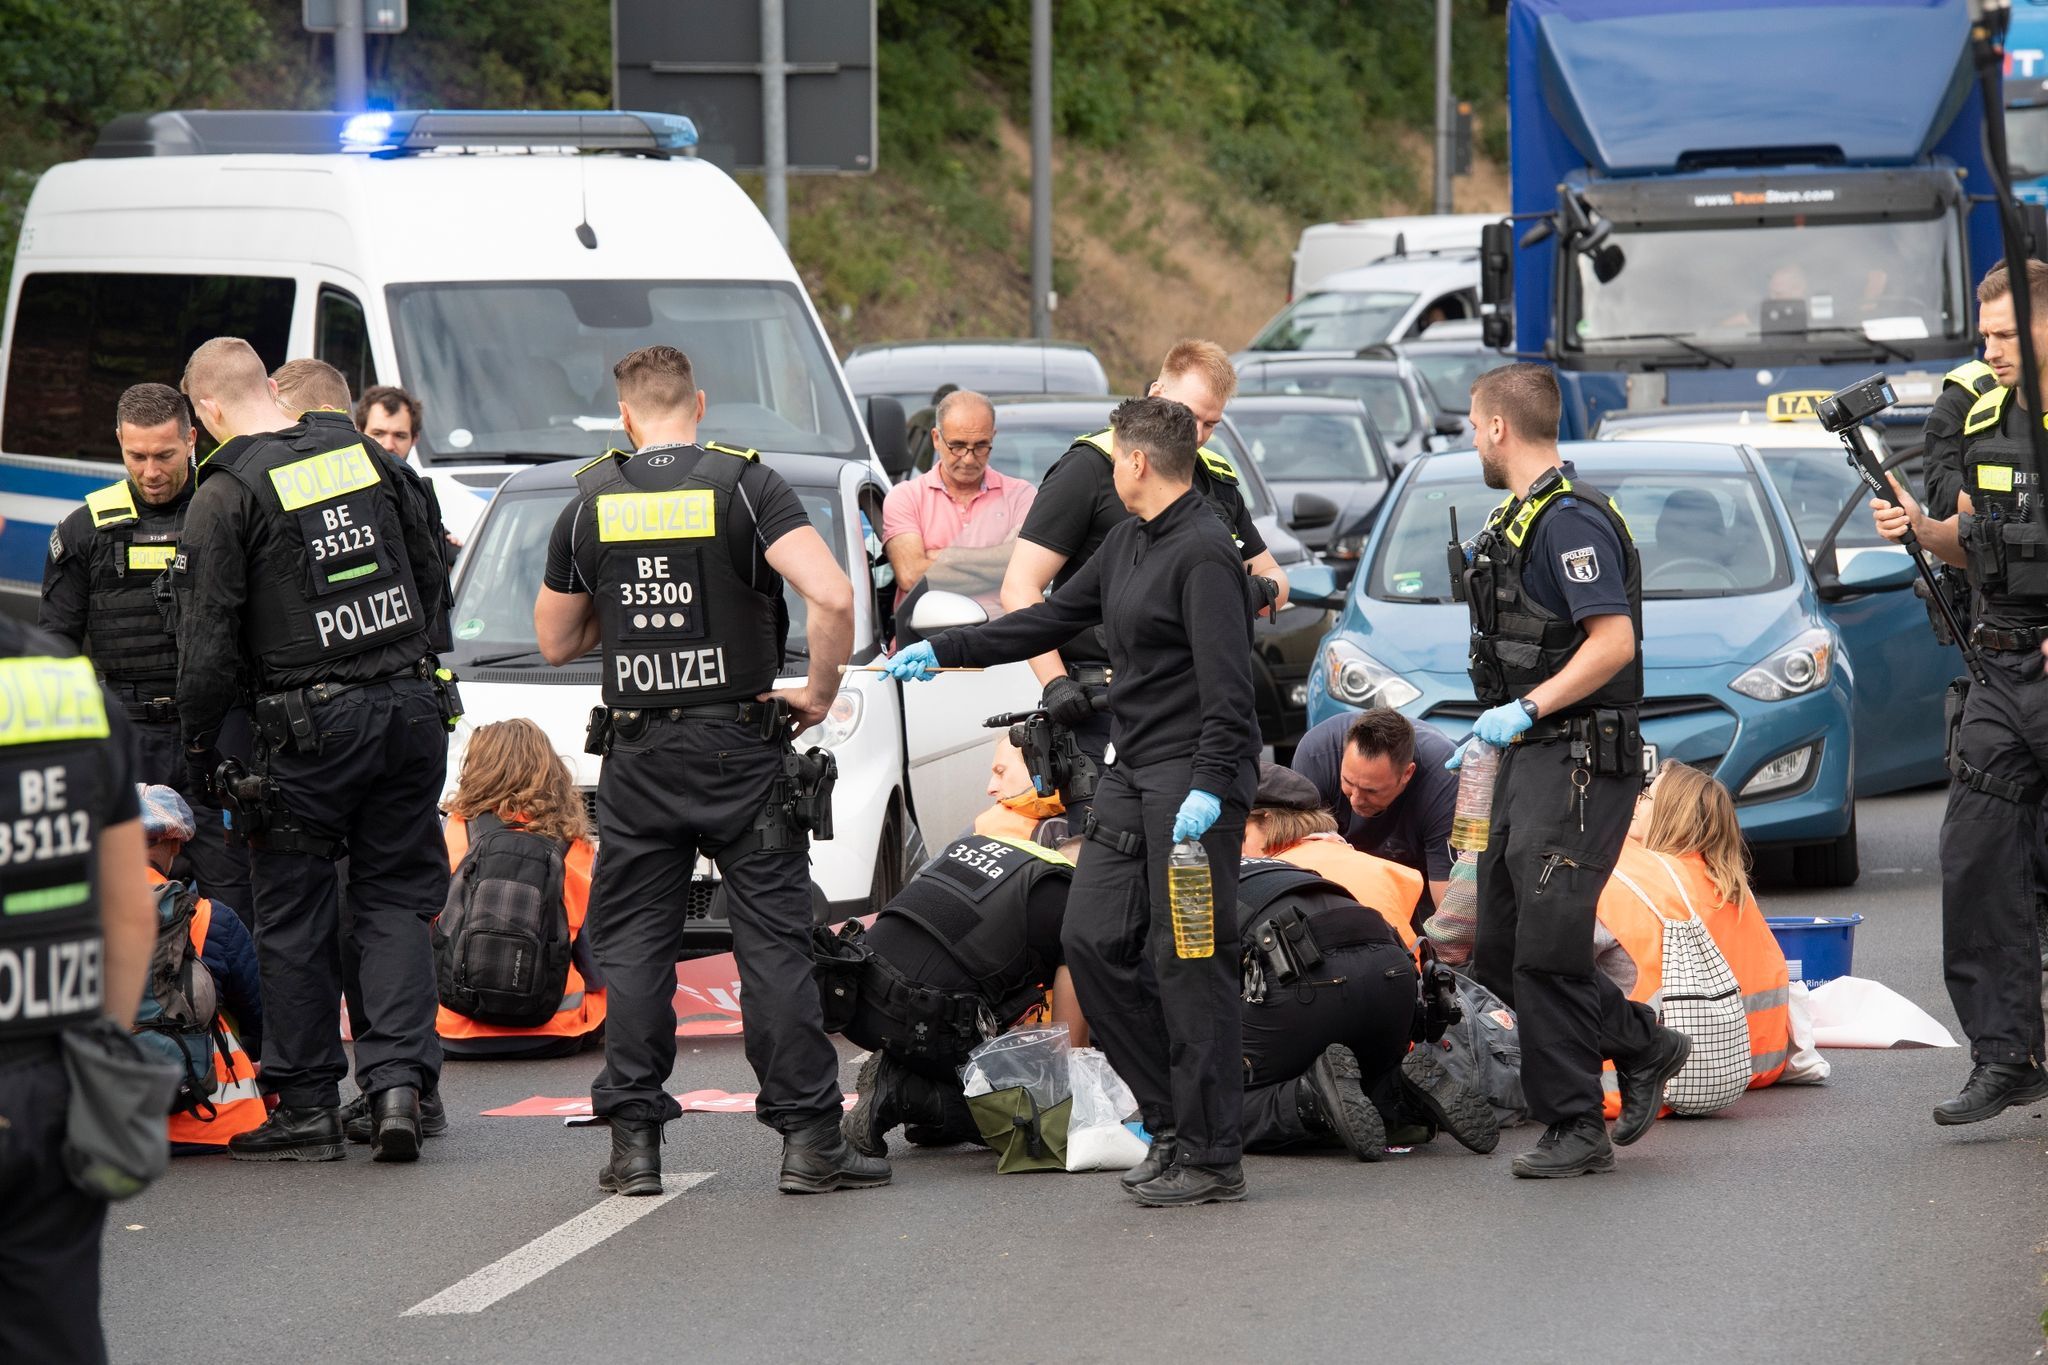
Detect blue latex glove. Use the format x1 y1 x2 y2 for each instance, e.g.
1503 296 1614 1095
1444 738 1474 771
880 642 939 682
1172 789 1223 842
1471 700 1534 747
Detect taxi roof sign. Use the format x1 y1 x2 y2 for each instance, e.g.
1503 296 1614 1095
1766 390 1831 422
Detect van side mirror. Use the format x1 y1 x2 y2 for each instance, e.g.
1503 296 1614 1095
865 396 913 479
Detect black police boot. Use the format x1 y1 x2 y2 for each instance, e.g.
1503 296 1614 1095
369 1085 422 1163
1509 1116 1615 1179
344 1085 447 1143
228 1106 346 1162
1131 1160 1248 1207
599 1118 665 1197
779 1116 892 1194
1301 1045 1387 1163
1932 1062 2048 1125
1118 1124 1178 1191
1611 1024 1692 1147
1400 1043 1499 1154
842 1051 909 1158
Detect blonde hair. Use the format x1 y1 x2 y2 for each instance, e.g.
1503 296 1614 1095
445 719 589 844
1642 760 1749 907
1159 338 1238 405
1248 805 1338 852
181 336 270 405
272 358 353 414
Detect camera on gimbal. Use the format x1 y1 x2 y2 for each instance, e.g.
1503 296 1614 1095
1814 374 1897 433
983 707 1100 804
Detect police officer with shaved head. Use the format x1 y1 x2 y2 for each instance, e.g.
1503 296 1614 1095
174 336 456 1164
535 345 887 1197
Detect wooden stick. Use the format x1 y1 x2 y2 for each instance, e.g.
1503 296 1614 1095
836 664 986 674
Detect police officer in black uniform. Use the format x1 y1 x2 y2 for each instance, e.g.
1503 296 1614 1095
998 341 1287 807
1450 364 1690 1179
0 625 157 1363
175 336 455 1163
41 382 252 926
833 831 1076 1157
889 395 1262 1206
1873 260 2048 1122
535 345 886 1197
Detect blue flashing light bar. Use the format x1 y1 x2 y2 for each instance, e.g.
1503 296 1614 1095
339 109 698 157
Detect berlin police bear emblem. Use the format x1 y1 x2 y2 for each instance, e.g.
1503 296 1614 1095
1560 545 1599 583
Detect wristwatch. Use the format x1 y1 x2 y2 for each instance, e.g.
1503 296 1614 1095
1518 698 1541 722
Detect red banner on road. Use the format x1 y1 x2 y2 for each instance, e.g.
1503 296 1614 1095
483 1089 860 1118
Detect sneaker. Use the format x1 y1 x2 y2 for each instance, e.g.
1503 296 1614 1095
1131 1161 1248 1207
1612 1025 1691 1147
228 1106 346 1162
1303 1045 1387 1162
1400 1044 1499 1154
1932 1062 2048 1126
1509 1116 1614 1179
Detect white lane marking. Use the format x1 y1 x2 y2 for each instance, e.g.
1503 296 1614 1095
403 1172 712 1316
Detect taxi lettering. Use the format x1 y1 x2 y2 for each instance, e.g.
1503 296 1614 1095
614 647 728 694
597 490 717 543
269 445 379 512
0 936 102 1022
315 585 415 648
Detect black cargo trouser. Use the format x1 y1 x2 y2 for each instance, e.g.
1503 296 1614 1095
0 1043 109 1365
1239 938 1418 1147
133 713 253 929
587 717 841 1131
249 679 449 1108
1473 735 1659 1126
1941 649 2048 1065
1062 755 1256 1167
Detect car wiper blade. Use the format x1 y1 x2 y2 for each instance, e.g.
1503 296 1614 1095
465 648 550 668
1587 333 1735 368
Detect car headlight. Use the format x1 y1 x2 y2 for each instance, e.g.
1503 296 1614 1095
1326 531 1368 562
1323 639 1421 709
798 687 863 748
1728 627 1833 702
1739 743 1817 799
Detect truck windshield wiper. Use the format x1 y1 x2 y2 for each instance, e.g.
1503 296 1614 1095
1586 333 1735 368
1789 327 1912 365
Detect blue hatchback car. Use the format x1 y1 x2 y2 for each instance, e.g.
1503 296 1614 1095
1304 441 1931 887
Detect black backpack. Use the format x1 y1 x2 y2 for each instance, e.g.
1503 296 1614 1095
433 813 572 1028
133 878 223 1116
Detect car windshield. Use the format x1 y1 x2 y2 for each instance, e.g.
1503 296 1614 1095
388 280 859 462
1248 290 1418 352
1404 349 1512 415
1370 466 1789 602
1247 371 1417 442
444 482 846 671
1228 407 1385 482
983 413 1272 518
1571 216 1968 358
2008 104 2048 180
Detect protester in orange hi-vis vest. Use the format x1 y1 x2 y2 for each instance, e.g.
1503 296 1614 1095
1593 761 1791 1117
137 785 268 1152
436 719 605 1059
1242 764 1423 949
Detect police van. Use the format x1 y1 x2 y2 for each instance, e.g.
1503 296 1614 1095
0 108 908 616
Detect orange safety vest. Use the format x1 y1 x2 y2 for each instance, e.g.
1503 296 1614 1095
1272 837 1423 949
434 814 606 1044
1594 843 1791 1117
151 875 267 1148
973 803 1051 844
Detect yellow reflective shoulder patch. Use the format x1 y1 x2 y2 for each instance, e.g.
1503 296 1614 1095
0 656 110 745
986 833 1074 867
703 441 759 462
268 444 379 512
83 482 138 529
126 544 176 572
596 488 717 542
1197 448 1239 483
1978 464 2015 493
1079 429 1114 458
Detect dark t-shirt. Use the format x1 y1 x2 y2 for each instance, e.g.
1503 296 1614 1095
1289 712 1457 893
543 444 812 596
1522 469 1632 624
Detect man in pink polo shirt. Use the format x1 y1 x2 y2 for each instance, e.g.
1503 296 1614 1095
881 389 1036 607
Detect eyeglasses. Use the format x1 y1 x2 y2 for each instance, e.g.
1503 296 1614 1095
1635 788 1655 807
937 438 993 458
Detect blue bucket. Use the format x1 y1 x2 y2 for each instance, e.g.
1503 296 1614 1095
1765 914 1864 986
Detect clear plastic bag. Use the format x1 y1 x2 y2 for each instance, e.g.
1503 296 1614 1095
959 1024 1070 1108
1064 1047 1147 1172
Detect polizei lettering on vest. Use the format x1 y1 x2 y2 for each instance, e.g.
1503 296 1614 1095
596 489 718 543
614 647 729 694
315 584 416 649
0 936 103 1022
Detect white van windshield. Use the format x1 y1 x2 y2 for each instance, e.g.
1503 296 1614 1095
389 280 860 461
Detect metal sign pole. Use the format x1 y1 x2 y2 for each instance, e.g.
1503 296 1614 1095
335 0 367 112
1433 0 1453 214
1031 0 1053 338
762 0 790 245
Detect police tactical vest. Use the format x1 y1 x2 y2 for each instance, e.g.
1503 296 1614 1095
0 648 114 1039
1234 858 1399 953
1076 429 1247 547
1958 386 2048 605
878 834 1073 1013
574 443 785 708
77 480 183 694
1460 468 1644 710
207 428 428 684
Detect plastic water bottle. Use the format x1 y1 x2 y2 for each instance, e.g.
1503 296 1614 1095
1168 839 1214 959
1449 739 1501 852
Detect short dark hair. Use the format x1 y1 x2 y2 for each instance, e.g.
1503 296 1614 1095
613 345 697 414
1470 362 1561 443
354 384 422 435
1109 395 1197 481
1346 708 1417 770
114 383 191 437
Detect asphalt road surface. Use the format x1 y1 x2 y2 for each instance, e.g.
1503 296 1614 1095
99 787 2046 1364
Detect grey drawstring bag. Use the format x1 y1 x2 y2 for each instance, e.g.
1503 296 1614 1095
62 1018 179 1200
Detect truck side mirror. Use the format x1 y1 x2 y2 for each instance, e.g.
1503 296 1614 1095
1480 221 1515 307
865 395 913 479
